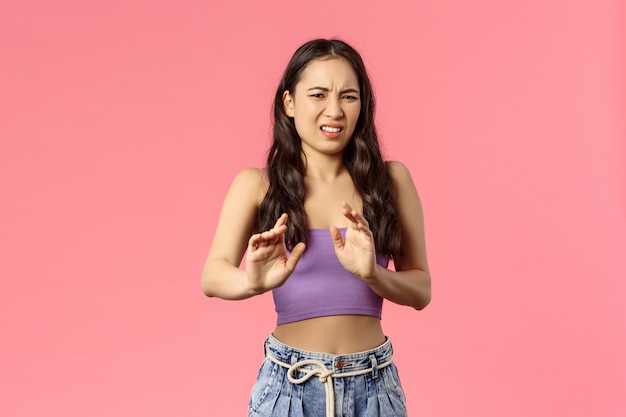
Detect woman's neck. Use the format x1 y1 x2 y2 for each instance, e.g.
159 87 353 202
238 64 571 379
302 153 347 181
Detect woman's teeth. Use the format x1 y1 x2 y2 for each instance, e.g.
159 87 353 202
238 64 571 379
321 126 341 133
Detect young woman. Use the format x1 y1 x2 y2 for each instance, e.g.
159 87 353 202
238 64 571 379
201 38 431 417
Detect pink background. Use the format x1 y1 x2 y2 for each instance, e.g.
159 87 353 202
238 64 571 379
1 1 625 416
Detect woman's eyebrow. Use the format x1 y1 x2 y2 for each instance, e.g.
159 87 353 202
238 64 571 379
306 86 360 94
307 86 330 92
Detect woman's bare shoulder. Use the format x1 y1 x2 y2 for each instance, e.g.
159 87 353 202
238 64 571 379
232 167 268 181
229 167 269 205
385 160 415 189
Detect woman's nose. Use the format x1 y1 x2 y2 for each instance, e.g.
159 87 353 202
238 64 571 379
324 98 344 118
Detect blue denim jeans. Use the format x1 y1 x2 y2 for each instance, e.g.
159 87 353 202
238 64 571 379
248 335 407 417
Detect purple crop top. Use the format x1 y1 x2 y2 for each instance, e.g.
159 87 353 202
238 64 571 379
272 228 389 325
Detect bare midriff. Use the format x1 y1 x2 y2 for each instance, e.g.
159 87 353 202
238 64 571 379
272 315 386 355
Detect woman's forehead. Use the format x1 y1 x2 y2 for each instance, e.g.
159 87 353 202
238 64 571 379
297 57 359 88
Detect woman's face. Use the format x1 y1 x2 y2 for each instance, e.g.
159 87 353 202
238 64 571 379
283 57 361 158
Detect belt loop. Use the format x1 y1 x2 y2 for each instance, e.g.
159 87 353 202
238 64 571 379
290 353 299 379
370 354 379 380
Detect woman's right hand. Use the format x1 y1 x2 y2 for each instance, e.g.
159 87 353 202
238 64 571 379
245 213 306 294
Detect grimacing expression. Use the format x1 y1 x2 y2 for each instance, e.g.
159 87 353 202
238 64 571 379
283 57 361 158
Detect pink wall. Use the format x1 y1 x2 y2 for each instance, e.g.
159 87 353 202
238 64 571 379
1 1 624 416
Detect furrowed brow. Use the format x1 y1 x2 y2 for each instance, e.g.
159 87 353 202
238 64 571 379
306 87 360 95
307 86 330 91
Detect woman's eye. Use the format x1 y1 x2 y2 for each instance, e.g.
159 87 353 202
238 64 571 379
343 95 358 101
310 93 325 98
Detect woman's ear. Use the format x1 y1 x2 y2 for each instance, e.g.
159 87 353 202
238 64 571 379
283 90 295 117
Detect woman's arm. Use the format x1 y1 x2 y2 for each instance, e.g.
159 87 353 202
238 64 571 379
331 161 431 309
200 168 305 300
371 160 431 309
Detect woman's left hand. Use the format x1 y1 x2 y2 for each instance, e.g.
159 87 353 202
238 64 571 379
330 202 377 281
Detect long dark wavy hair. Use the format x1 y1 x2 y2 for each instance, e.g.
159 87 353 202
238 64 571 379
258 38 402 258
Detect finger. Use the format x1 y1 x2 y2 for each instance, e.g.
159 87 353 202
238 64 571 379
248 233 261 250
354 211 370 229
343 211 358 224
273 213 288 230
329 226 344 251
261 229 276 240
285 242 306 271
342 202 370 229
342 202 359 224
260 230 281 246
256 216 287 244
251 229 277 249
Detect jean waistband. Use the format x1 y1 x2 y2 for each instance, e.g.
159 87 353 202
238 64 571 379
264 334 393 374
264 335 394 417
